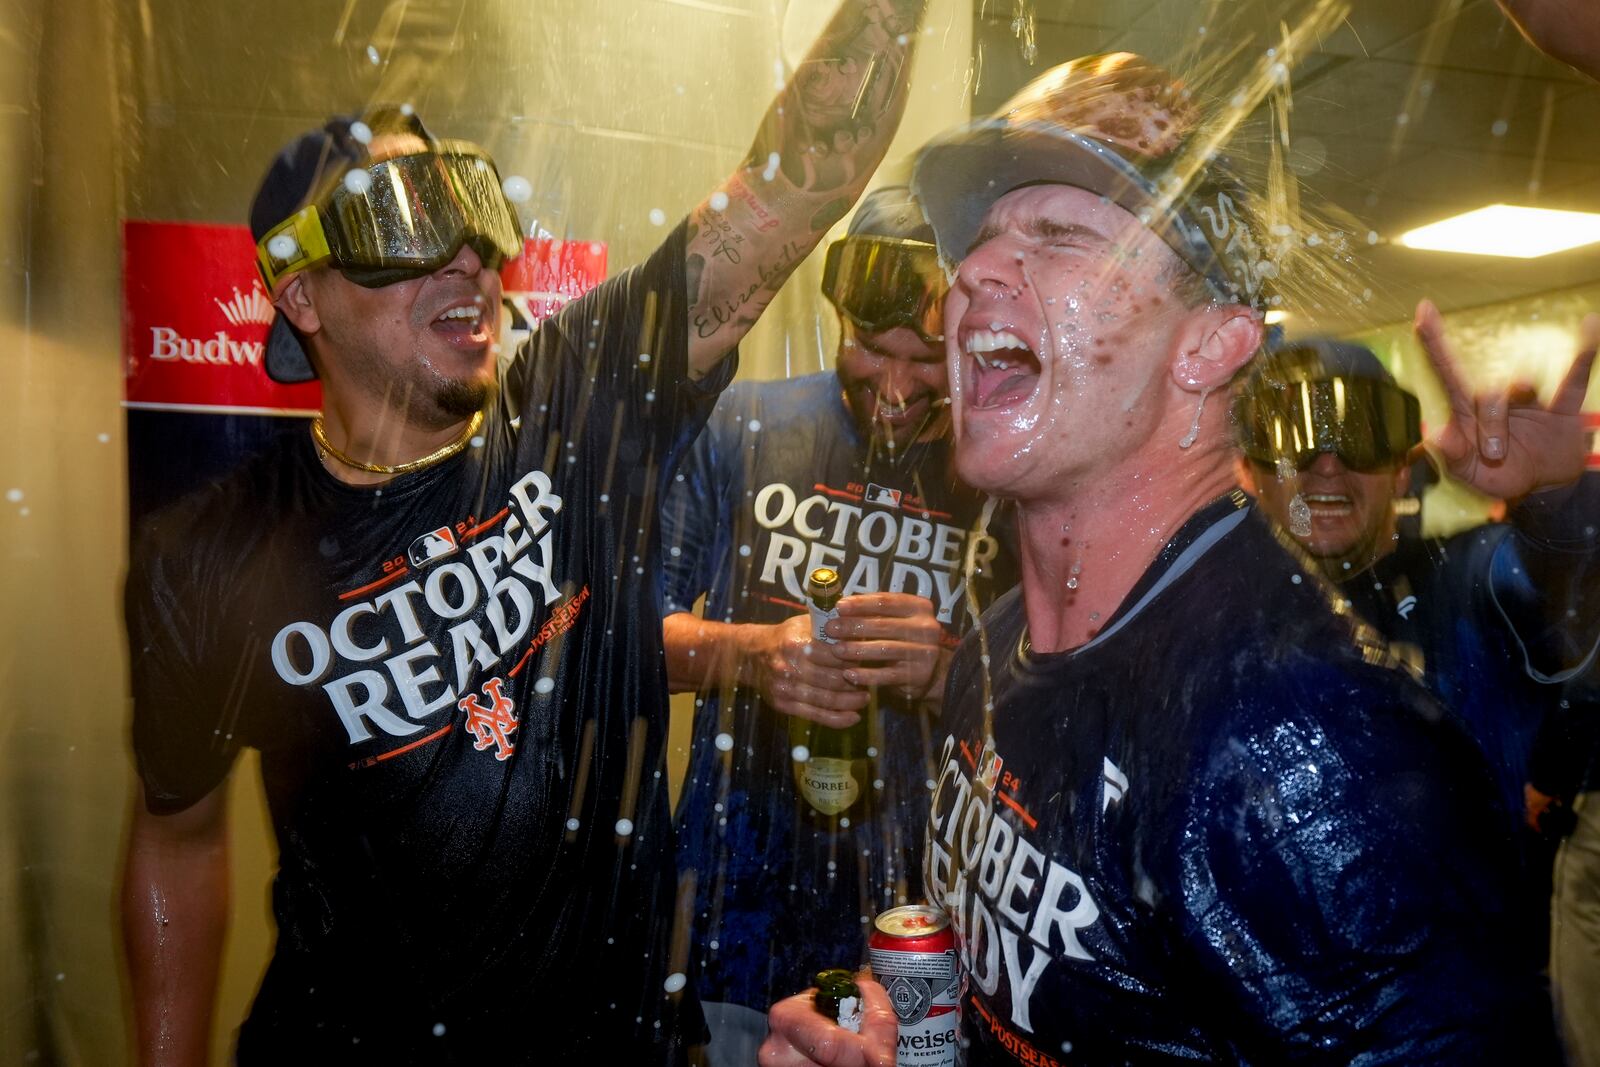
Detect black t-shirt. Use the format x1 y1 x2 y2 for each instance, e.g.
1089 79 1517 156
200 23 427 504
126 223 729 1063
931 494 1556 1065
660 371 1016 1011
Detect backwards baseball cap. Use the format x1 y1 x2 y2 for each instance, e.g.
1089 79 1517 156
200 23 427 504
913 52 1271 308
1234 339 1422 473
822 184 947 342
249 106 522 383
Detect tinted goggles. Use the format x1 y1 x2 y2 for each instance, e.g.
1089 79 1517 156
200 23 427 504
1235 374 1422 473
822 235 948 343
255 142 523 290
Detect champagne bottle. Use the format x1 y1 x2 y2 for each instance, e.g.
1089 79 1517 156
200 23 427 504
791 567 871 817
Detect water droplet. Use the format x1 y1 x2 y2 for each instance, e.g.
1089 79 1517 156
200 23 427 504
1491 119 1509 137
97 432 110 443
5 488 20 502
664 972 687 994
791 745 810 762
534 677 555 695
747 419 761 432
709 191 730 212
638 352 652 364
738 544 751 558
714 732 734 752
432 1023 446 1037
1291 574 1303 585
615 818 635 836
502 175 533 203
566 817 580 831
266 234 299 260
470 435 485 448
349 121 373 145
366 45 381 65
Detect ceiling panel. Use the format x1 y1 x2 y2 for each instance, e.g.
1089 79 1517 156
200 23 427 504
974 0 1600 333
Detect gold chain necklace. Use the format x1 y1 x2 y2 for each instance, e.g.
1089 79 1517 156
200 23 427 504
312 409 484 476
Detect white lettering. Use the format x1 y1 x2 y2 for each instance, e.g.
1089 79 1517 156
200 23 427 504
1028 860 1100 962
323 669 420 742
896 517 933 561
330 601 388 663
385 641 456 721
753 482 797 530
271 621 332 685
1000 926 1051 1033
793 494 829 539
424 561 480 620
759 532 807 600
374 581 428 644
448 619 502 692
508 529 563 606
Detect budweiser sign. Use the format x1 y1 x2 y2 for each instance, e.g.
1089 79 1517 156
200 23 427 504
122 220 607 414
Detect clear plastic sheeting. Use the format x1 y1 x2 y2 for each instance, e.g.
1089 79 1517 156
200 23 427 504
0 0 1596 1064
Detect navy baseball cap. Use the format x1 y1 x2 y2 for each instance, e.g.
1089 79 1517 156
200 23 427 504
914 52 1270 308
249 106 434 384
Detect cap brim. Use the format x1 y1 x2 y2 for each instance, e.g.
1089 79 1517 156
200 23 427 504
912 121 1236 301
264 315 316 384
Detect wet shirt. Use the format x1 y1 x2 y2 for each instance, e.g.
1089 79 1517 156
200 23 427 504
126 223 727 1064
1339 474 1600 818
660 371 1014 1011
930 494 1554 1065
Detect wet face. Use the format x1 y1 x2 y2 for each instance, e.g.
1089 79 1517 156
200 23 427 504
1247 451 1408 570
836 320 950 448
944 184 1196 502
299 241 502 426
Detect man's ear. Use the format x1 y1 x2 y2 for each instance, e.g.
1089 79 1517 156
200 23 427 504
1392 462 1412 498
1235 453 1260 493
1170 307 1262 394
273 273 321 336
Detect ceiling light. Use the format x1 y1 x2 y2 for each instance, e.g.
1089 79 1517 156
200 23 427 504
1264 309 1290 325
1398 204 1600 258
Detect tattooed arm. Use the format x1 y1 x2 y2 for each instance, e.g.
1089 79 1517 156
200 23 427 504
684 0 927 378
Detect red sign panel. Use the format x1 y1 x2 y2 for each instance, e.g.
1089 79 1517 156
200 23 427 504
122 221 607 415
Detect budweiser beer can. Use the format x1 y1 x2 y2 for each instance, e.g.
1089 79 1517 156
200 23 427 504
869 904 959 1067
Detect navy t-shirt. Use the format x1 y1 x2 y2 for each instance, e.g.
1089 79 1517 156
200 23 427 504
661 371 1015 1011
126 223 729 1063
931 493 1556 1065
1337 474 1600 819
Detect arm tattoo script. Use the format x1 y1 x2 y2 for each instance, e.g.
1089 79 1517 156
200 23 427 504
683 0 926 378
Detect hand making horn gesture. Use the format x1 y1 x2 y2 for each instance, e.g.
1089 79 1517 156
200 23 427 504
1413 299 1600 501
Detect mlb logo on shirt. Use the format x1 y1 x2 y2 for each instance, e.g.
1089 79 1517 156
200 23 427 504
407 526 460 568
976 740 1004 791
864 483 902 508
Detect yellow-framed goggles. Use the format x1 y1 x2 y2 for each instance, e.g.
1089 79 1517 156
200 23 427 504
255 141 524 290
822 235 948 343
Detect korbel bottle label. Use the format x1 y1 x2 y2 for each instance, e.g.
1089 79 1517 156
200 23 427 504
799 756 860 815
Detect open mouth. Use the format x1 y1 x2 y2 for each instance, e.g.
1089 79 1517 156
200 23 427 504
430 300 493 346
1302 492 1353 517
964 329 1042 410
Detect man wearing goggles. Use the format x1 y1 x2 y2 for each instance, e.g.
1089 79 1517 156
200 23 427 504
767 52 1567 1066
1234 339 1425 572
660 184 1015 1065
121 1 931 1061
1238 326 1600 989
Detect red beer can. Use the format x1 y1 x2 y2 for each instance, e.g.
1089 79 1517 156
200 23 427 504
868 904 959 1067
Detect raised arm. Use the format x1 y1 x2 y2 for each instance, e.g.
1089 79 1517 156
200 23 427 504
683 0 927 377
121 784 230 1067
1415 301 1600 677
